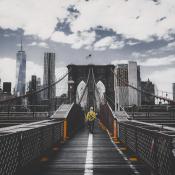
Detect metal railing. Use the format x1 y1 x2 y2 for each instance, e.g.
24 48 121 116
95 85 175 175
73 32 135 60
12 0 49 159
118 121 175 175
99 103 175 175
99 103 115 135
0 120 64 175
51 103 85 139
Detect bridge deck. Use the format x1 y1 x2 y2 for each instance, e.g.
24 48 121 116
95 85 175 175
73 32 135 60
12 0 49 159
18 122 151 175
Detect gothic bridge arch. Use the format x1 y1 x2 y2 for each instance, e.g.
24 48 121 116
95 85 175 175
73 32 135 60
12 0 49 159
67 64 115 109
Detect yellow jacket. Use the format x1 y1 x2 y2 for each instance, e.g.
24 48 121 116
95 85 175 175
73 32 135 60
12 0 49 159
86 111 96 121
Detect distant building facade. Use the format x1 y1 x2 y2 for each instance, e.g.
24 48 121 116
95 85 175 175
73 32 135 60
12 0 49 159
114 64 129 107
0 81 14 102
0 78 2 93
114 61 141 109
15 41 26 96
3 82 11 94
27 75 43 106
43 52 56 100
173 83 175 101
141 80 155 105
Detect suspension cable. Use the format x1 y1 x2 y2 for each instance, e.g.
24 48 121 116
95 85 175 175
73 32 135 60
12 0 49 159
91 68 103 103
0 70 71 104
78 68 91 104
111 69 175 104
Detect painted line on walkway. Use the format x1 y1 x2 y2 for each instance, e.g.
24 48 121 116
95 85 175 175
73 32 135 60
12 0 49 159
84 133 93 175
106 130 140 175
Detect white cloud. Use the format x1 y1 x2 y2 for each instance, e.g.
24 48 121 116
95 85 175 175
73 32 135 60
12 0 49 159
28 41 49 48
71 0 175 41
141 55 175 67
167 42 175 48
93 36 124 50
127 40 140 46
51 30 96 49
131 52 147 58
94 37 114 48
1 0 175 49
51 31 75 44
0 0 76 39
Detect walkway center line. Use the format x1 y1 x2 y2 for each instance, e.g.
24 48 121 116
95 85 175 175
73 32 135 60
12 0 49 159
84 133 93 175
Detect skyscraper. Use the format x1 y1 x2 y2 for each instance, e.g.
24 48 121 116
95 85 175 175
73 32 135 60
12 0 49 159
128 61 141 106
141 80 155 105
114 61 141 110
15 40 26 96
114 64 129 108
43 52 56 100
3 82 11 94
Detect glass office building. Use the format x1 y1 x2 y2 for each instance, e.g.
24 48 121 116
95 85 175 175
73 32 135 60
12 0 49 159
15 42 26 96
43 52 56 99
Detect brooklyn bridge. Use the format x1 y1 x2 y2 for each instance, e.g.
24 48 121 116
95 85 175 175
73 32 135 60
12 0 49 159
0 64 175 175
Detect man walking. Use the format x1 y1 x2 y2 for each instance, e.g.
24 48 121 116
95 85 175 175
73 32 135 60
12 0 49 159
86 107 96 133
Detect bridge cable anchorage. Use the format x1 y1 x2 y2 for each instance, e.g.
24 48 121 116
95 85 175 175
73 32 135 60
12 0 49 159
111 69 175 104
0 69 71 104
78 68 91 105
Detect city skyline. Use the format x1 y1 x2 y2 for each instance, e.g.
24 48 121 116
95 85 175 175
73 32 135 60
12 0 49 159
0 0 175 97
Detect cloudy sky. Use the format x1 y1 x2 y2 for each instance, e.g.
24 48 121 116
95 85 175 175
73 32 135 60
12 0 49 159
0 0 175 97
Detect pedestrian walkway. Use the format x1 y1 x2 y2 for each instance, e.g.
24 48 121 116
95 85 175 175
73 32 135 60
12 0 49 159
17 122 151 175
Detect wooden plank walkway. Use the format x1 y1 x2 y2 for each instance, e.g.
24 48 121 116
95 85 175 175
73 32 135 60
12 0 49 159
17 122 151 175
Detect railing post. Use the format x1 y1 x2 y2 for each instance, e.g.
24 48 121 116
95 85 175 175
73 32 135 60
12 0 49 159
64 119 68 141
113 119 118 143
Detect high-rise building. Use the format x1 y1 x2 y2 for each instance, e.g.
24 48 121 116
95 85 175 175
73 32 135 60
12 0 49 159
43 52 56 99
3 82 11 94
28 75 37 105
114 61 141 109
173 83 175 101
114 64 129 108
128 61 141 106
36 77 42 103
15 40 26 96
141 79 155 105
27 75 43 106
